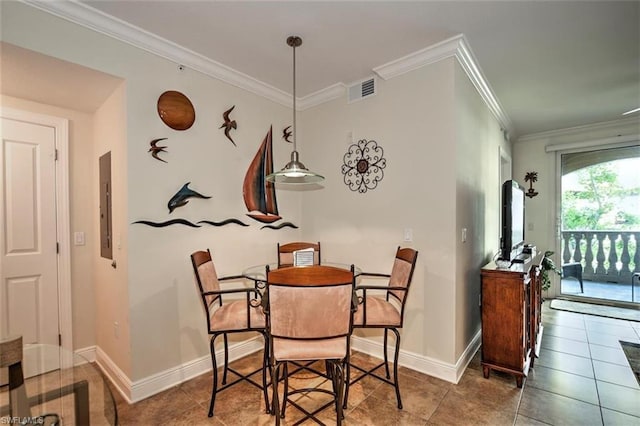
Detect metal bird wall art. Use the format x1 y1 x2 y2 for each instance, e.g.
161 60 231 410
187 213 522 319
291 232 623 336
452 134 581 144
219 105 237 146
167 182 211 213
149 138 168 163
282 125 292 143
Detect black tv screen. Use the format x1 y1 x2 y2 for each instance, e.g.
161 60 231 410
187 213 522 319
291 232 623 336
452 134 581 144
500 180 525 261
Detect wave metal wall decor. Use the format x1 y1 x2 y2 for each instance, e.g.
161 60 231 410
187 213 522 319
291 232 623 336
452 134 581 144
341 139 387 193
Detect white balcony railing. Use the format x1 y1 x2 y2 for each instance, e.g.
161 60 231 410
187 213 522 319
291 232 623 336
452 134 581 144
561 230 640 284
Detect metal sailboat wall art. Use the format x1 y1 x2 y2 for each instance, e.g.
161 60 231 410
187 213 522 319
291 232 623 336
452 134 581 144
243 126 281 223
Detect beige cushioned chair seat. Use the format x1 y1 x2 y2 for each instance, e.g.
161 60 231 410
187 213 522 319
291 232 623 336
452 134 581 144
354 296 401 327
209 300 265 332
273 337 347 361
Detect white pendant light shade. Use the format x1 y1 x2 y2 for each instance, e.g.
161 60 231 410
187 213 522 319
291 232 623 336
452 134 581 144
266 36 324 184
268 151 325 184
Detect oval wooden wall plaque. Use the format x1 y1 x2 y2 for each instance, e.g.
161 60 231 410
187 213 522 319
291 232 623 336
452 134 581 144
157 90 195 131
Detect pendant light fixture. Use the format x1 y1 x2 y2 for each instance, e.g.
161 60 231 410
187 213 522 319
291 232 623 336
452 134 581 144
266 36 324 184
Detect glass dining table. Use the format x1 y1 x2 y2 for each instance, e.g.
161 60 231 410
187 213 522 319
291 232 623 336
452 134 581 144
242 262 362 317
242 262 361 286
0 343 118 425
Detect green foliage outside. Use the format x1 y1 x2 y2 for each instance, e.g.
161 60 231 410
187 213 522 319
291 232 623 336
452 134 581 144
562 163 640 231
561 160 639 274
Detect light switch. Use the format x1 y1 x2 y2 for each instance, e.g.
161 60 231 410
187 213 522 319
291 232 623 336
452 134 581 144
74 231 85 246
461 228 467 243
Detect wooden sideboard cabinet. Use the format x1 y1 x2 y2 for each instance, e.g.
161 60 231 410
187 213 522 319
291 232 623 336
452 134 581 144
480 249 542 388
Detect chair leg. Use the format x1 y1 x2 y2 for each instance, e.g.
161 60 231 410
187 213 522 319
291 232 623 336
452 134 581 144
383 328 391 379
281 362 289 418
271 363 281 426
390 328 403 409
208 336 219 417
261 332 270 415
334 361 345 426
578 270 584 293
222 334 229 385
329 361 340 415
342 356 351 409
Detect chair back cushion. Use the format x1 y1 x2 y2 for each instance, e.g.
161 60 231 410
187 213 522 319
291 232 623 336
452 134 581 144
389 248 418 303
267 265 354 360
191 250 221 308
277 242 321 267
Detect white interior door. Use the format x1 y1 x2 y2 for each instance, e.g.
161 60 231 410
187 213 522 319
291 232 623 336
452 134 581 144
1 117 60 351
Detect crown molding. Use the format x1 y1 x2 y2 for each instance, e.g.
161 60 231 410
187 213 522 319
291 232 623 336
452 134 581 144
23 1 511 133
374 34 512 137
373 34 462 80
291 34 513 136
21 0 292 108
373 34 513 134
454 36 514 138
298 83 346 111
518 116 640 143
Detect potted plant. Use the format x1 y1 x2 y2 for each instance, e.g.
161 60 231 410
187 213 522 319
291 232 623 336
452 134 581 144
540 250 562 292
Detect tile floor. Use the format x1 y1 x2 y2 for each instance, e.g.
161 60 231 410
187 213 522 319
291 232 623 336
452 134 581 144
111 302 640 425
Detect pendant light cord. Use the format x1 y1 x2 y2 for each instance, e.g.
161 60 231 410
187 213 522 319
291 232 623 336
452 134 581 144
292 40 297 154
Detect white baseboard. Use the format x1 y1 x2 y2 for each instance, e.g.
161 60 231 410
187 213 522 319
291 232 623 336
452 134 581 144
79 331 481 404
350 329 481 384
74 346 96 362
95 346 135 404
454 329 482 383
80 336 264 404
130 336 264 403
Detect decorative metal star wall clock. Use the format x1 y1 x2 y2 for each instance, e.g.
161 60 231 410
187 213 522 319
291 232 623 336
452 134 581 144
341 139 387 193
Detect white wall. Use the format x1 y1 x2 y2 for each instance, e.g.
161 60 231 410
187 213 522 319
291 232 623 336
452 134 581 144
93 83 132 378
301 57 507 371
301 58 464 366
453 63 509 360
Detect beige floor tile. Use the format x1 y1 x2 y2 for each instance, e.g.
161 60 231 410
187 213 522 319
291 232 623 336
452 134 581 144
101 304 640 425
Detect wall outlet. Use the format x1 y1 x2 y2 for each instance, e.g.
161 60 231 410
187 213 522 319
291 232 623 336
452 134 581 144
403 228 413 242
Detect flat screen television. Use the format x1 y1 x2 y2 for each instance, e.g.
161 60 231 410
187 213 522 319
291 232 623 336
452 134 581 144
500 179 526 261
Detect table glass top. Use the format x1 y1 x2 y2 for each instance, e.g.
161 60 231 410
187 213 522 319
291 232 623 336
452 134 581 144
243 262 361 281
1 343 117 425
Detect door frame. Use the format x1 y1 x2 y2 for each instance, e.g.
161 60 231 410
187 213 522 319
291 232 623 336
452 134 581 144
1 106 72 353
550 135 640 301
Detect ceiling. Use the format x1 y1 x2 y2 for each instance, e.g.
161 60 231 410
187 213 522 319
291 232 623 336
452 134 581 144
8 1 640 138
1 42 123 113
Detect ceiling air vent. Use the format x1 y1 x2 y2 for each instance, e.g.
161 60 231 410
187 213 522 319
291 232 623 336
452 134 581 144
348 77 376 103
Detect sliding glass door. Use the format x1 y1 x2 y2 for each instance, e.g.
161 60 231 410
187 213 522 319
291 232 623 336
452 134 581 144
558 144 640 305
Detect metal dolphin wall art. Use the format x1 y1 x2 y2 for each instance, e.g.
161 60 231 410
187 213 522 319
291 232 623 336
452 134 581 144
167 182 211 213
